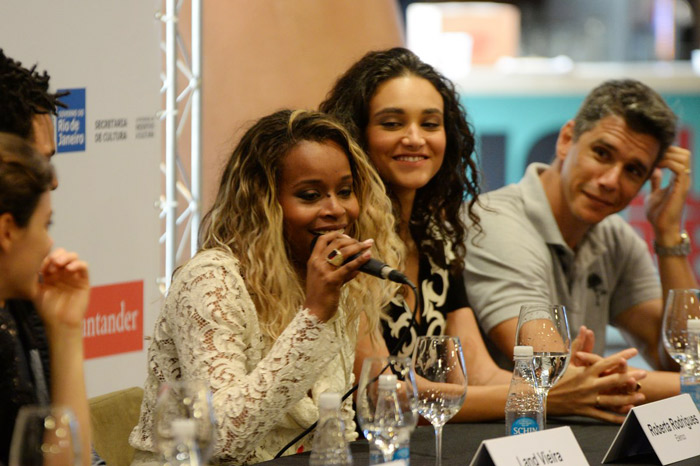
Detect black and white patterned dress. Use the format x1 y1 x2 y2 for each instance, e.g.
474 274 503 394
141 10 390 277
381 253 469 358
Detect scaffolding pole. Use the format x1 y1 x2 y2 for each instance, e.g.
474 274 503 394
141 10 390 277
158 0 202 292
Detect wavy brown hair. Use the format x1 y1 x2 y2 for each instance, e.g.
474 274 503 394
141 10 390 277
0 132 53 227
199 109 402 340
320 47 480 273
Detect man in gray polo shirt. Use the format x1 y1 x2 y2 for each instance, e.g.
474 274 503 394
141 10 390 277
465 80 694 387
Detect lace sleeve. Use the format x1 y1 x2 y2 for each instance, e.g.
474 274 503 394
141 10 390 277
163 253 344 462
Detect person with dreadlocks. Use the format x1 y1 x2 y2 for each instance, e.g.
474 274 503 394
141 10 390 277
0 49 67 169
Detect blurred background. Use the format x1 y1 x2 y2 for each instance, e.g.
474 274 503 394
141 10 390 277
401 0 699 62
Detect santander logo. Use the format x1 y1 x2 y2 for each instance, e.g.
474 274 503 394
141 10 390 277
83 280 143 359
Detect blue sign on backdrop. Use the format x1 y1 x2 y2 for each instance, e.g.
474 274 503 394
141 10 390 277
56 88 86 153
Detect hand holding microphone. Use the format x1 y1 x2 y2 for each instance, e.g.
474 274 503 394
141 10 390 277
304 232 374 322
310 234 410 284
304 232 410 322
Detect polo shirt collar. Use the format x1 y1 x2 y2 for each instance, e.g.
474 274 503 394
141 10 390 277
519 163 607 261
520 163 569 249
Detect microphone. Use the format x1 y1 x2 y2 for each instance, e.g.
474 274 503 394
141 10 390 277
346 253 410 284
310 235 410 285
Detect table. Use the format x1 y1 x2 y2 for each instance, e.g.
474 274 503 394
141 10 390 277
257 417 698 465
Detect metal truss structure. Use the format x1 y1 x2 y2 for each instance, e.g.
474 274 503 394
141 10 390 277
157 0 202 292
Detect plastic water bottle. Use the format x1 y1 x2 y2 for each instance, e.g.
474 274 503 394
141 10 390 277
309 392 352 466
369 374 409 465
505 345 543 436
681 319 700 409
168 419 202 466
375 374 404 432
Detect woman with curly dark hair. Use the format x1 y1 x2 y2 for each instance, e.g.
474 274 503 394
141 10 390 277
321 47 645 422
321 47 479 355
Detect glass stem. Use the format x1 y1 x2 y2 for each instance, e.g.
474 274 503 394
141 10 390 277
381 445 394 463
542 389 549 430
434 424 443 466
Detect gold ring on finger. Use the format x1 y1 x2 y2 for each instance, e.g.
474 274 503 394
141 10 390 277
685 168 691 174
326 249 344 267
595 395 602 409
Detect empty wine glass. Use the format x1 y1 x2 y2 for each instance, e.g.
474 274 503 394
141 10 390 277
153 379 217 464
9 405 81 466
515 304 570 428
662 289 700 366
356 356 418 463
412 336 467 466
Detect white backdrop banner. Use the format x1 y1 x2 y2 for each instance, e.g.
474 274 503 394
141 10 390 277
1 0 162 396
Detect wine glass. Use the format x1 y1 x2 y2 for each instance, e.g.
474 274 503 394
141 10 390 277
153 380 217 464
662 289 700 366
9 405 81 466
515 304 570 428
356 356 419 463
412 336 467 466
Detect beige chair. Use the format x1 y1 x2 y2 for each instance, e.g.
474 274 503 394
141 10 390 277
89 386 144 466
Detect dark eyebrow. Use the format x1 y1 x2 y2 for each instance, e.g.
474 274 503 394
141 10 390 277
291 174 353 189
593 138 652 174
373 107 404 117
373 107 443 117
631 159 653 176
591 139 618 159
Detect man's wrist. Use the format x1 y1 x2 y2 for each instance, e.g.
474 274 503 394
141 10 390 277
653 231 691 256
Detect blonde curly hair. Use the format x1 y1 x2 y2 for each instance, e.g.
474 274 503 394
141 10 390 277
199 109 403 340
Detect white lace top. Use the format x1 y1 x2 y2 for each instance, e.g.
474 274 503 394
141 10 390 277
129 249 358 465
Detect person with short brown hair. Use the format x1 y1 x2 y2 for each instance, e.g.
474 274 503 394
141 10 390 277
465 78 691 404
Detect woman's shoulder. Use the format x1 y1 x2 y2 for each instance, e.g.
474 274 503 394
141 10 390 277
171 248 245 290
164 249 259 323
183 248 239 270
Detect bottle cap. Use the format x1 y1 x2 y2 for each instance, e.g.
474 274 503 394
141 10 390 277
378 374 398 391
688 319 700 332
318 392 342 410
171 418 197 440
513 345 534 358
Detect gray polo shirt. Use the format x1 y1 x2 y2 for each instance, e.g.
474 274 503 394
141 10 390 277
464 163 661 355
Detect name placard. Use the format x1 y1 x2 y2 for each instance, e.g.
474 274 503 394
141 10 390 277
469 426 588 466
603 394 700 465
